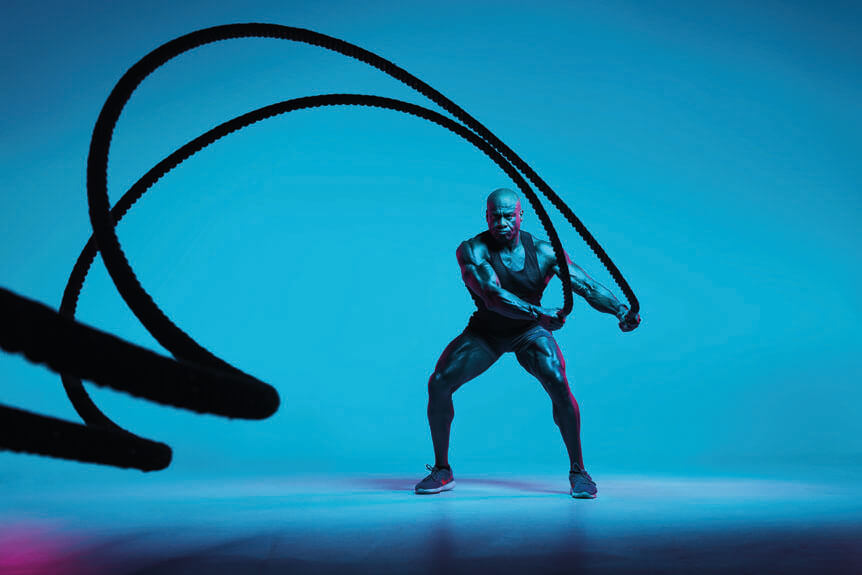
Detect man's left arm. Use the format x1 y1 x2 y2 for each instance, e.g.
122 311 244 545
540 241 640 331
562 258 625 318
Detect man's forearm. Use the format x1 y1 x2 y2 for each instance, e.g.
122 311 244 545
485 285 542 320
578 277 625 317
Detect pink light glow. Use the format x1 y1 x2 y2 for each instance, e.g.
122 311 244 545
0 520 89 575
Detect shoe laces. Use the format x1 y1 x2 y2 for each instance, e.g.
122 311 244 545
570 464 593 482
426 463 448 478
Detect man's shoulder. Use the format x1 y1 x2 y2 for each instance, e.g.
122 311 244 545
457 232 491 262
532 236 554 256
530 235 559 269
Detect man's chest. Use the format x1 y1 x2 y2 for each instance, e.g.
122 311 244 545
497 247 526 272
485 247 554 284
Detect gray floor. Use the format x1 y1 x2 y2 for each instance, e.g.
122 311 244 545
2 471 860 574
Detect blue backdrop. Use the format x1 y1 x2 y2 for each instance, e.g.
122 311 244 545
1 0 860 483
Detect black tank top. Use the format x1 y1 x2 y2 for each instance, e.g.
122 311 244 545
466 230 548 336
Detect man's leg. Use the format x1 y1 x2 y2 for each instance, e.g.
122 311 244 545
515 336 584 471
427 330 500 469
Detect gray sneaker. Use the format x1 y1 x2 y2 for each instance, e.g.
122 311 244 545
414 464 455 494
569 464 597 499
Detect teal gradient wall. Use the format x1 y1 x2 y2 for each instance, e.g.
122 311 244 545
1 0 860 482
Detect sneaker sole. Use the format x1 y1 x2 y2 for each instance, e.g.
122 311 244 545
570 490 597 499
415 481 456 494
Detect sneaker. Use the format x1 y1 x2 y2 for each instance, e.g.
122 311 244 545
569 464 597 499
414 464 455 494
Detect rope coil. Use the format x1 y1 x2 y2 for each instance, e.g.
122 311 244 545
0 24 639 471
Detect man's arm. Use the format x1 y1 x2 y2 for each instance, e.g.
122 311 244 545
539 241 627 319
457 241 563 329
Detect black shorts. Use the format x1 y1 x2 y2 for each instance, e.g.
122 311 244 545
464 323 556 358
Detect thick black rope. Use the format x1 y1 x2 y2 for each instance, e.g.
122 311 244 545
0 404 170 471
4 287 276 419
1 24 639 471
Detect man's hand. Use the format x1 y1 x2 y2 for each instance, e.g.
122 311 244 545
537 307 566 331
616 304 641 332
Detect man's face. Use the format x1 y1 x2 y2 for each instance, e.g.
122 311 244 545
486 196 522 242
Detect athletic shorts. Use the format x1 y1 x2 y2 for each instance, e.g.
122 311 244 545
464 323 556 358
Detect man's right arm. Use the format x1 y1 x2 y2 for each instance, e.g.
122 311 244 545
456 241 563 328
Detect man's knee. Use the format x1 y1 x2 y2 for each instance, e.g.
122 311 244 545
428 371 456 396
538 363 571 404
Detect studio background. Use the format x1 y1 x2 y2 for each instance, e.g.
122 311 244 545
1 0 860 484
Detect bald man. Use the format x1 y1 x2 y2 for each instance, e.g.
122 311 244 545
414 188 640 498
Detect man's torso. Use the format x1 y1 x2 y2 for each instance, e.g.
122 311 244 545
463 230 555 335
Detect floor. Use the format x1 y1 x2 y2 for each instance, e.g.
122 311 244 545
1 470 860 574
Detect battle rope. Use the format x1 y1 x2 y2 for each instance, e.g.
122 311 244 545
1 23 639 472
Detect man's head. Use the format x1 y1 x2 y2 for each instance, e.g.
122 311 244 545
485 188 523 242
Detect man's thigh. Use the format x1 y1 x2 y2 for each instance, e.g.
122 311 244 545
432 330 501 390
514 333 566 381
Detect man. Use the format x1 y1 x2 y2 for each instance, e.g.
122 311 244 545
415 188 640 499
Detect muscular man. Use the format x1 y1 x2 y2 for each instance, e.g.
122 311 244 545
414 188 640 499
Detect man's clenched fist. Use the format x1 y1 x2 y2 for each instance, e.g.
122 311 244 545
617 305 641 332
537 307 566 331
